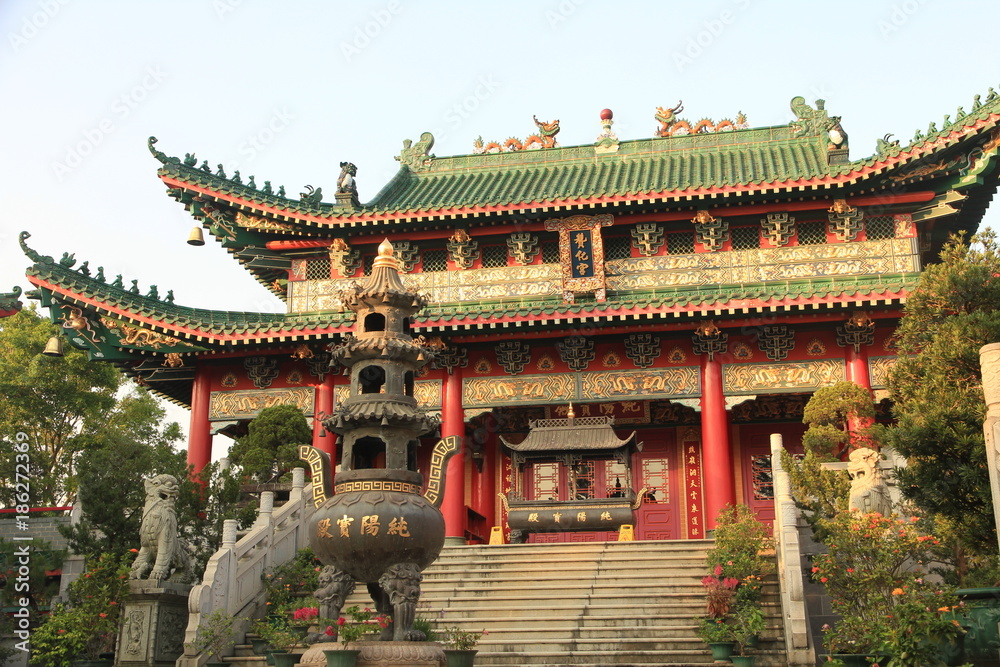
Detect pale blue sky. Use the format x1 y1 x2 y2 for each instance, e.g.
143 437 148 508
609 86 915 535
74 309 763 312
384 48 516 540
2 0 998 439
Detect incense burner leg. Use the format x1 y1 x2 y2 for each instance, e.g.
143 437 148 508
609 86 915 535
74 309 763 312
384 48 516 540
365 581 394 640
379 562 424 641
314 566 355 637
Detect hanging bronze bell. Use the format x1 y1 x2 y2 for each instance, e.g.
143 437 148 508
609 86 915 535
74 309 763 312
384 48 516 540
42 336 64 357
186 226 205 246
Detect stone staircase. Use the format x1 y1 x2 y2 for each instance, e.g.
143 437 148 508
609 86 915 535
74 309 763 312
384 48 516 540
327 539 786 667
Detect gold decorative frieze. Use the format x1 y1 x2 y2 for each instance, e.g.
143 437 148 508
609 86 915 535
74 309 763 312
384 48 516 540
334 479 420 495
463 368 698 409
868 356 897 389
606 237 918 290
463 374 575 408
580 368 699 400
209 387 314 420
722 359 844 395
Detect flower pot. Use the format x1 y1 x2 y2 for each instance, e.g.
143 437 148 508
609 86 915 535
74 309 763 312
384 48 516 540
743 633 760 649
732 656 756 667
271 651 300 667
251 637 270 654
443 648 478 667
266 648 287 666
830 654 881 667
708 641 736 660
323 648 361 667
958 587 1000 667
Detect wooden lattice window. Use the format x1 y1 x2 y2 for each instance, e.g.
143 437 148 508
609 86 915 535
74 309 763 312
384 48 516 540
751 455 774 501
530 462 560 501
604 237 632 261
797 220 827 245
866 215 895 240
730 226 760 251
605 460 629 498
640 456 669 504
571 461 596 500
542 241 559 264
362 254 375 276
667 231 695 255
421 249 448 272
305 258 331 280
481 245 509 269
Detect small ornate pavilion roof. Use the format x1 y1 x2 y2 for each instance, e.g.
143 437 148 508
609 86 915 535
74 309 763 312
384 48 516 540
499 416 639 454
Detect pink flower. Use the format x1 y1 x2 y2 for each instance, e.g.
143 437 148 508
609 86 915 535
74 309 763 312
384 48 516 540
713 564 723 576
325 626 335 636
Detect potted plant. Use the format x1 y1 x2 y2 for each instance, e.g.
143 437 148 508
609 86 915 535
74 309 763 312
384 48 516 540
813 512 966 666
322 606 390 667
441 625 485 667
185 608 237 666
289 605 320 639
695 616 736 661
728 602 765 665
252 616 303 667
261 547 322 614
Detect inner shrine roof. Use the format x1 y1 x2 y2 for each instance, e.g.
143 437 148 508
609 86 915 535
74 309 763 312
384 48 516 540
499 416 638 454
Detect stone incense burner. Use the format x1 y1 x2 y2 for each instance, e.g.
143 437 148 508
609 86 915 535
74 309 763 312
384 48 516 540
300 240 459 642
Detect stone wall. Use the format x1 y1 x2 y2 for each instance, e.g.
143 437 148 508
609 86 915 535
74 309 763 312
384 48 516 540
0 514 72 551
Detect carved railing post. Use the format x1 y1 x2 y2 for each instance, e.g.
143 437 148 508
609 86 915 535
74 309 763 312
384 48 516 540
979 343 1000 554
770 433 814 667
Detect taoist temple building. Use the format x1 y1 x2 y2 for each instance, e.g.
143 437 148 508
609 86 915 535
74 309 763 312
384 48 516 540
21 93 1000 542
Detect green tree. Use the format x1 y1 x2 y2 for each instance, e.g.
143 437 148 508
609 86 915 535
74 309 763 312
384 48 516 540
228 404 311 484
801 380 884 458
887 230 1000 562
0 308 119 507
59 391 190 561
780 381 880 540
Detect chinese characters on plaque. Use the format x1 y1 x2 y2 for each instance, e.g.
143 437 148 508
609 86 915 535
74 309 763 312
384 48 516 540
544 214 613 303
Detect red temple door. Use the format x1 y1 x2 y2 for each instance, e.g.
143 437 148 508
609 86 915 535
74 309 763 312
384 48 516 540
634 433 679 540
739 424 805 525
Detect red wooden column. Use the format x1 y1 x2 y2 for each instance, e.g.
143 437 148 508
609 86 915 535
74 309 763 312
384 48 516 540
840 313 876 441
188 366 213 478
441 360 467 542
694 324 735 531
313 373 336 457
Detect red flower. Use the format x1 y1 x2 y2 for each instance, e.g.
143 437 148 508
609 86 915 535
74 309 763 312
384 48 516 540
811 566 819 573
846 568 854 573
99 613 107 618
337 617 346 626
325 626 335 636
129 548 139 553
820 577 828 583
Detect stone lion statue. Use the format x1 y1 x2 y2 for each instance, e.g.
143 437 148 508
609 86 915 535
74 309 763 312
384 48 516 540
130 474 192 583
847 447 892 516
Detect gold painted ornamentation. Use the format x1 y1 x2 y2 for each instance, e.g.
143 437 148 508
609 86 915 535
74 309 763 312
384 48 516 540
723 359 844 394
300 445 329 507
162 353 184 368
103 318 179 350
423 436 461 507
333 480 420 495
235 211 297 231
209 387 314 420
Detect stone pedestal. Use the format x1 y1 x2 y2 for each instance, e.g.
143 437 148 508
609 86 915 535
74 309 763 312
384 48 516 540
114 581 192 667
298 641 445 667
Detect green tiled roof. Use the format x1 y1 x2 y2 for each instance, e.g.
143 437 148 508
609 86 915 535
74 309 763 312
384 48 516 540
25 255 352 344
153 90 1000 226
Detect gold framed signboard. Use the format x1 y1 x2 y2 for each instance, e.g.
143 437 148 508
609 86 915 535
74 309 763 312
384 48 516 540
544 214 614 302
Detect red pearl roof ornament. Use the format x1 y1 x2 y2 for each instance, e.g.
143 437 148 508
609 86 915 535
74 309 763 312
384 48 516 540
595 109 619 154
